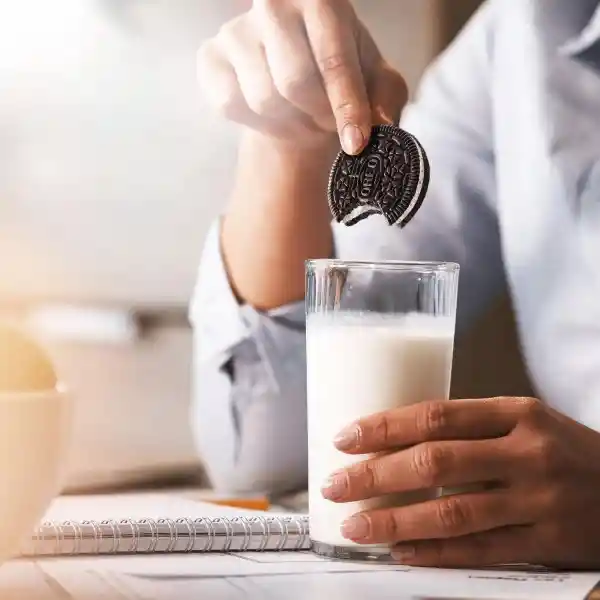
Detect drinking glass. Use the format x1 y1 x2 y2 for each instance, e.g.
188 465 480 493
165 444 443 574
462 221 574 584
306 259 459 561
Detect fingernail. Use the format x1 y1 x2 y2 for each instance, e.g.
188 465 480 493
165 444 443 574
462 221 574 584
392 545 416 563
341 514 370 541
341 124 365 155
333 424 360 451
321 470 349 501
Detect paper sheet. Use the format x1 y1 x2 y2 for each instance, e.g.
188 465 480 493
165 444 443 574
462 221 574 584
36 552 600 600
0 562 64 600
15 493 600 599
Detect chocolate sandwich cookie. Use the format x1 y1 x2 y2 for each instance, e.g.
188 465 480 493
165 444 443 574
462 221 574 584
327 124 430 227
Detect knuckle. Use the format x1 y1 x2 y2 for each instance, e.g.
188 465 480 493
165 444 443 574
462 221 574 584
317 52 351 80
276 70 319 102
518 397 545 421
219 101 239 121
380 511 401 541
217 92 243 120
245 88 279 116
196 65 242 117
348 460 378 496
197 40 223 79
218 15 247 47
529 435 560 476
254 0 289 25
256 0 279 13
435 496 472 535
539 485 564 516
364 414 391 448
332 99 366 122
312 0 353 23
217 20 236 44
410 444 447 487
418 401 450 438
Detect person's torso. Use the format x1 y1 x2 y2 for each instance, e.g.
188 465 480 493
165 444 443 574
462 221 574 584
492 1 600 427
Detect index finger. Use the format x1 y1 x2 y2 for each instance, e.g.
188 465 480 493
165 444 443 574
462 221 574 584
334 398 525 454
303 2 371 154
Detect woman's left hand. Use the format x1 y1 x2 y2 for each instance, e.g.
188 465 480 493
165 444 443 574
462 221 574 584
321 397 600 568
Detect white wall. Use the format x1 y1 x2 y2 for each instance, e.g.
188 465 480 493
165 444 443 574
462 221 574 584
0 0 240 304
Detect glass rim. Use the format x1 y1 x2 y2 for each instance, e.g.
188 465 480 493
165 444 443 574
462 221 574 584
306 259 460 273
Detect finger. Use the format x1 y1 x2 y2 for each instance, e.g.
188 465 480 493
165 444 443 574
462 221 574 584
197 40 257 124
303 1 371 154
219 19 286 119
334 398 525 454
353 23 407 125
198 39 302 139
322 438 513 502
369 62 409 125
219 16 317 135
340 490 534 546
256 5 334 131
391 526 536 568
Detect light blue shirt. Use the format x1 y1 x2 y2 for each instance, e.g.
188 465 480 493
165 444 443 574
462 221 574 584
190 0 600 495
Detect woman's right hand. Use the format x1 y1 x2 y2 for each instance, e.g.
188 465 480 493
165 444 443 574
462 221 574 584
197 0 408 155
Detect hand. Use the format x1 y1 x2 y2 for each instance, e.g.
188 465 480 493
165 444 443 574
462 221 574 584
197 0 408 154
321 397 600 568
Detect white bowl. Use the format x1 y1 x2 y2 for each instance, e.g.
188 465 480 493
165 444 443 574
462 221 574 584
0 387 71 563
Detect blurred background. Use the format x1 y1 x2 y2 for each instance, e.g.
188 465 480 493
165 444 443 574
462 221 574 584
0 0 531 494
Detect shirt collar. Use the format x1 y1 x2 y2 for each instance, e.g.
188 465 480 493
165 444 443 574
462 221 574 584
560 3 600 56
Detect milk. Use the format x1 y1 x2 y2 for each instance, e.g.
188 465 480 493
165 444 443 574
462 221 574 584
306 312 455 552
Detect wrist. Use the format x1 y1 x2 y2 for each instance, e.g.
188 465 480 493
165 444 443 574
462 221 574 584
222 128 336 310
240 129 339 173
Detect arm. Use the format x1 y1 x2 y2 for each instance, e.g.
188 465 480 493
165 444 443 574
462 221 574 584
220 133 337 311
190 222 308 494
190 1 502 494
197 0 408 310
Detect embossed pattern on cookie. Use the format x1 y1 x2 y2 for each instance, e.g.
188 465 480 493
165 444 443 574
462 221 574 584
327 124 430 227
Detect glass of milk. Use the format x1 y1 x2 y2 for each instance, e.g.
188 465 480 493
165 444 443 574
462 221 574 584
305 259 459 561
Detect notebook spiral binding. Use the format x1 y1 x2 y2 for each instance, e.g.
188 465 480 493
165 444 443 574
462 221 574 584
22 515 311 557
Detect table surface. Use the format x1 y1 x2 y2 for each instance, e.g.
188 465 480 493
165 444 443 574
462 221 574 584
1 487 597 599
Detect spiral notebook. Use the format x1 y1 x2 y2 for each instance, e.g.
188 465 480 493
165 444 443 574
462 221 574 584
19 493 310 558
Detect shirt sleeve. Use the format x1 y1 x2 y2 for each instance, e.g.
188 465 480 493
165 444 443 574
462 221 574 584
190 1 502 495
189 220 308 495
